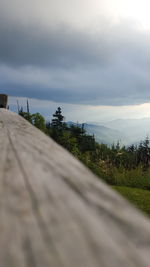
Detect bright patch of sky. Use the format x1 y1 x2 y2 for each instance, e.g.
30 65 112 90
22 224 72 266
9 97 150 123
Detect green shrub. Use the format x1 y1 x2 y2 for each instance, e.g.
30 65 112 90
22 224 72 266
97 165 150 189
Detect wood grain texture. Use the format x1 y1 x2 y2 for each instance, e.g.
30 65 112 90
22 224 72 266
0 109 150 267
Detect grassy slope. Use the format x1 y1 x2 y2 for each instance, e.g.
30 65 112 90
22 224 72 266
113 186 150 217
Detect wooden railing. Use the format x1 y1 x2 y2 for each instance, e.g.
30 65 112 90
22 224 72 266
0 108 150 267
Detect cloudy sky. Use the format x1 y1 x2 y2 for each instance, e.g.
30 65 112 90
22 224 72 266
1 0 150 122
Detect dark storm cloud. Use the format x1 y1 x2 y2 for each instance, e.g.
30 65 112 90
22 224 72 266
1 0 150 105
0 19 114 68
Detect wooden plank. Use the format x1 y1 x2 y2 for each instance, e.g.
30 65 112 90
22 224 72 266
0 108 150 267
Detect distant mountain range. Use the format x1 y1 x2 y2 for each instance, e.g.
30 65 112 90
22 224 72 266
98 118 150 145
68 118 150 146
67 121 128 146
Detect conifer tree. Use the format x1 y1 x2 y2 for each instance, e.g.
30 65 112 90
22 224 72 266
51 107 64 130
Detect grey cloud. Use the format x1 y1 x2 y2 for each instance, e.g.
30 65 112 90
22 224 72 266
1 1 150 105
0 21 114 68
2 65 150 106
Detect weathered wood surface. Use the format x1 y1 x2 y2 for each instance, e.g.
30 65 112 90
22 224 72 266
0 109 150 267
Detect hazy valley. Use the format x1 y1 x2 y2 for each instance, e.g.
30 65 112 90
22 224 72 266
85 118 150 146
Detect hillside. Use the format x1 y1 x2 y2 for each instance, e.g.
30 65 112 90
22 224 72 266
84 123 129 146
68 121 129 145
101 118 150 144
87 118 150 145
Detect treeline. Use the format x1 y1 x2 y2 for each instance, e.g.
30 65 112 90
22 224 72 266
19 106 150 189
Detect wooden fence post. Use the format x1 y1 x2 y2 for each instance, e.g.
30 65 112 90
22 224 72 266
0 94 8 108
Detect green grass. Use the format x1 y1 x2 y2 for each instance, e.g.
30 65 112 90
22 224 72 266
113 186 150 217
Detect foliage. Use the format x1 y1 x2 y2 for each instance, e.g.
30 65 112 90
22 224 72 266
51 107 65 130
100 166 150 189
19 109 46 132
19 105 150 194
31 113 46 131
18 105 150 217
19 108 32 123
